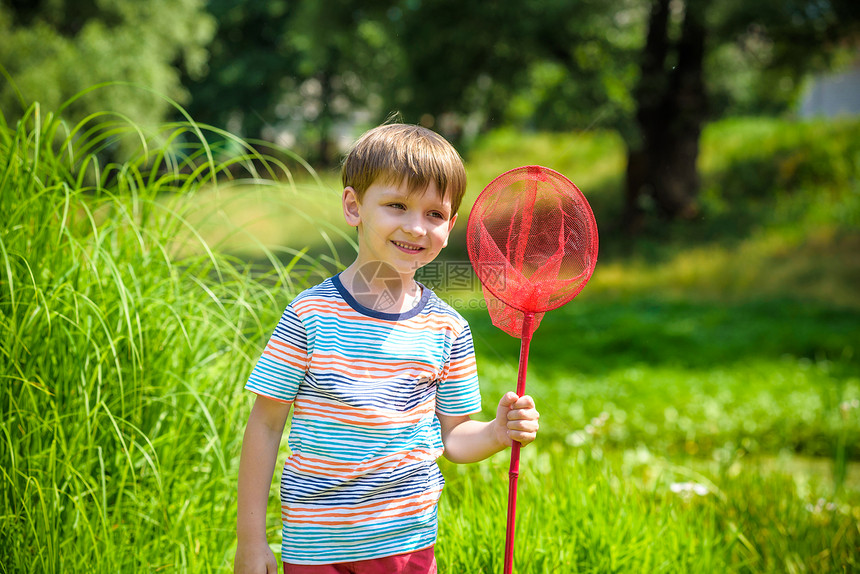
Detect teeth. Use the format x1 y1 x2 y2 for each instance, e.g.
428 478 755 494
393 241 421 251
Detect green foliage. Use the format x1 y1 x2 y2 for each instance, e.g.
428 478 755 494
386 0 860 143
181 0 300 141
184 0 398 164
702 118 860 203
671 117 860 253
707 0 860 116
0 0 215 129
387 0 645 141
0 102 331 572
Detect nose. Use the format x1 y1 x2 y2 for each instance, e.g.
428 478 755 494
401 213 427 237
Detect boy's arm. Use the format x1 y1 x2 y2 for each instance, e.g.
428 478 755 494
437 392 539 464
235 395 292 574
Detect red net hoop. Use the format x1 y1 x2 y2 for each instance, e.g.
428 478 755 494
467 165 599 338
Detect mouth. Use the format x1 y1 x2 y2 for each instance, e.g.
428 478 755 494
391 240 425 253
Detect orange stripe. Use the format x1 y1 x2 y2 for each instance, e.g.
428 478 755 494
262 350 306 371
286 488 442 515
447 365 478 379
296 396 435 422
265 339 304 354
263 345 306 364
289 412 433 432
287 494 439 520
283 449 441 479
282 491 442 525
288 448 439 471
284 499 438 525
305 363 435 381
295 407 429 427
288 409 428 430
311 352 437 372
311 354 437 375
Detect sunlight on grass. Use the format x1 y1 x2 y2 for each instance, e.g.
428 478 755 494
592 227 860 308
170 180 353 265
179 128 628 263
466 128 627 194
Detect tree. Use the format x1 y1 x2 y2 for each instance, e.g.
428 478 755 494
183 0 399 166
386 0 860 228
624 0 707 228
286 0 402 164
624 0 860 230
388 0 642 145
0 0 215 128
180 0 299 143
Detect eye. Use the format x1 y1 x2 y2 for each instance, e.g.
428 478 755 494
428 211 446 220
387 202 406 210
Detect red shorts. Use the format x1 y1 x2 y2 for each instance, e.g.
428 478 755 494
283 546 436 574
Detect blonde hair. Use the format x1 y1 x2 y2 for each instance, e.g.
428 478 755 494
341 123 467 215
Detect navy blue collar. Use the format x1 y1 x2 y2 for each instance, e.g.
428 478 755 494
331 273 431 321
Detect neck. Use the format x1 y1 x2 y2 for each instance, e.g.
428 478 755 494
340 263 422 313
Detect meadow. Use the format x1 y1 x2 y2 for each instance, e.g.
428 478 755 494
1 101 858 573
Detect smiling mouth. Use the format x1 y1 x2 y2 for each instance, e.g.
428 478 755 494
391 240 425 252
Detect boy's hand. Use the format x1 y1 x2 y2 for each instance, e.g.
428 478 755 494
494 392 540 448
234 539 277 574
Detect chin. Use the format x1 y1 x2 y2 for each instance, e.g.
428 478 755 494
393 261 425 276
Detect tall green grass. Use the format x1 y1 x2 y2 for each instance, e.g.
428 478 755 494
436 444 860 573
0 102 333 572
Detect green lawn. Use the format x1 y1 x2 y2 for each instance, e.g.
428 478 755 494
432 294 860 572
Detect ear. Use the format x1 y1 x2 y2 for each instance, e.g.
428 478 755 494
442 213 458 247
342 186 361 227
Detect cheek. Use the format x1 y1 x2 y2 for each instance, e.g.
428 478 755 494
431 225 452 247
372 210 399 230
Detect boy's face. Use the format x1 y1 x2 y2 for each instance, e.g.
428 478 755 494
343 179 458 277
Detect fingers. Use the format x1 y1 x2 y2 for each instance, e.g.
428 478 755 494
499 392 536 410
498 391 519 408
499 393 540 446
507 412 540 444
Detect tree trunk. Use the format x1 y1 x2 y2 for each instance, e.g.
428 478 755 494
625 0 708 231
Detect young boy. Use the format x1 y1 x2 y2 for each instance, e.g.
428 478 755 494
234 124 540 574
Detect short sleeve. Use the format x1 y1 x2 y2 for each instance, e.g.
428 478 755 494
245 304 308 403
436 323 482 416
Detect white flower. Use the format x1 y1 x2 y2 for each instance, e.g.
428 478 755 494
565 430 589 447
670 481 709 496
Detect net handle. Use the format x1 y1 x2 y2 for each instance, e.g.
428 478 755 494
504 312 535 574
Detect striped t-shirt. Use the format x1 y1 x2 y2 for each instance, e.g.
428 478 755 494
245 274 482 564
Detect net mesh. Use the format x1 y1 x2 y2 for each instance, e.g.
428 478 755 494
467 166 598 338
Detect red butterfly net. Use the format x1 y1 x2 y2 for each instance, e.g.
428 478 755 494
467 165 598 338
467 166 598 574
